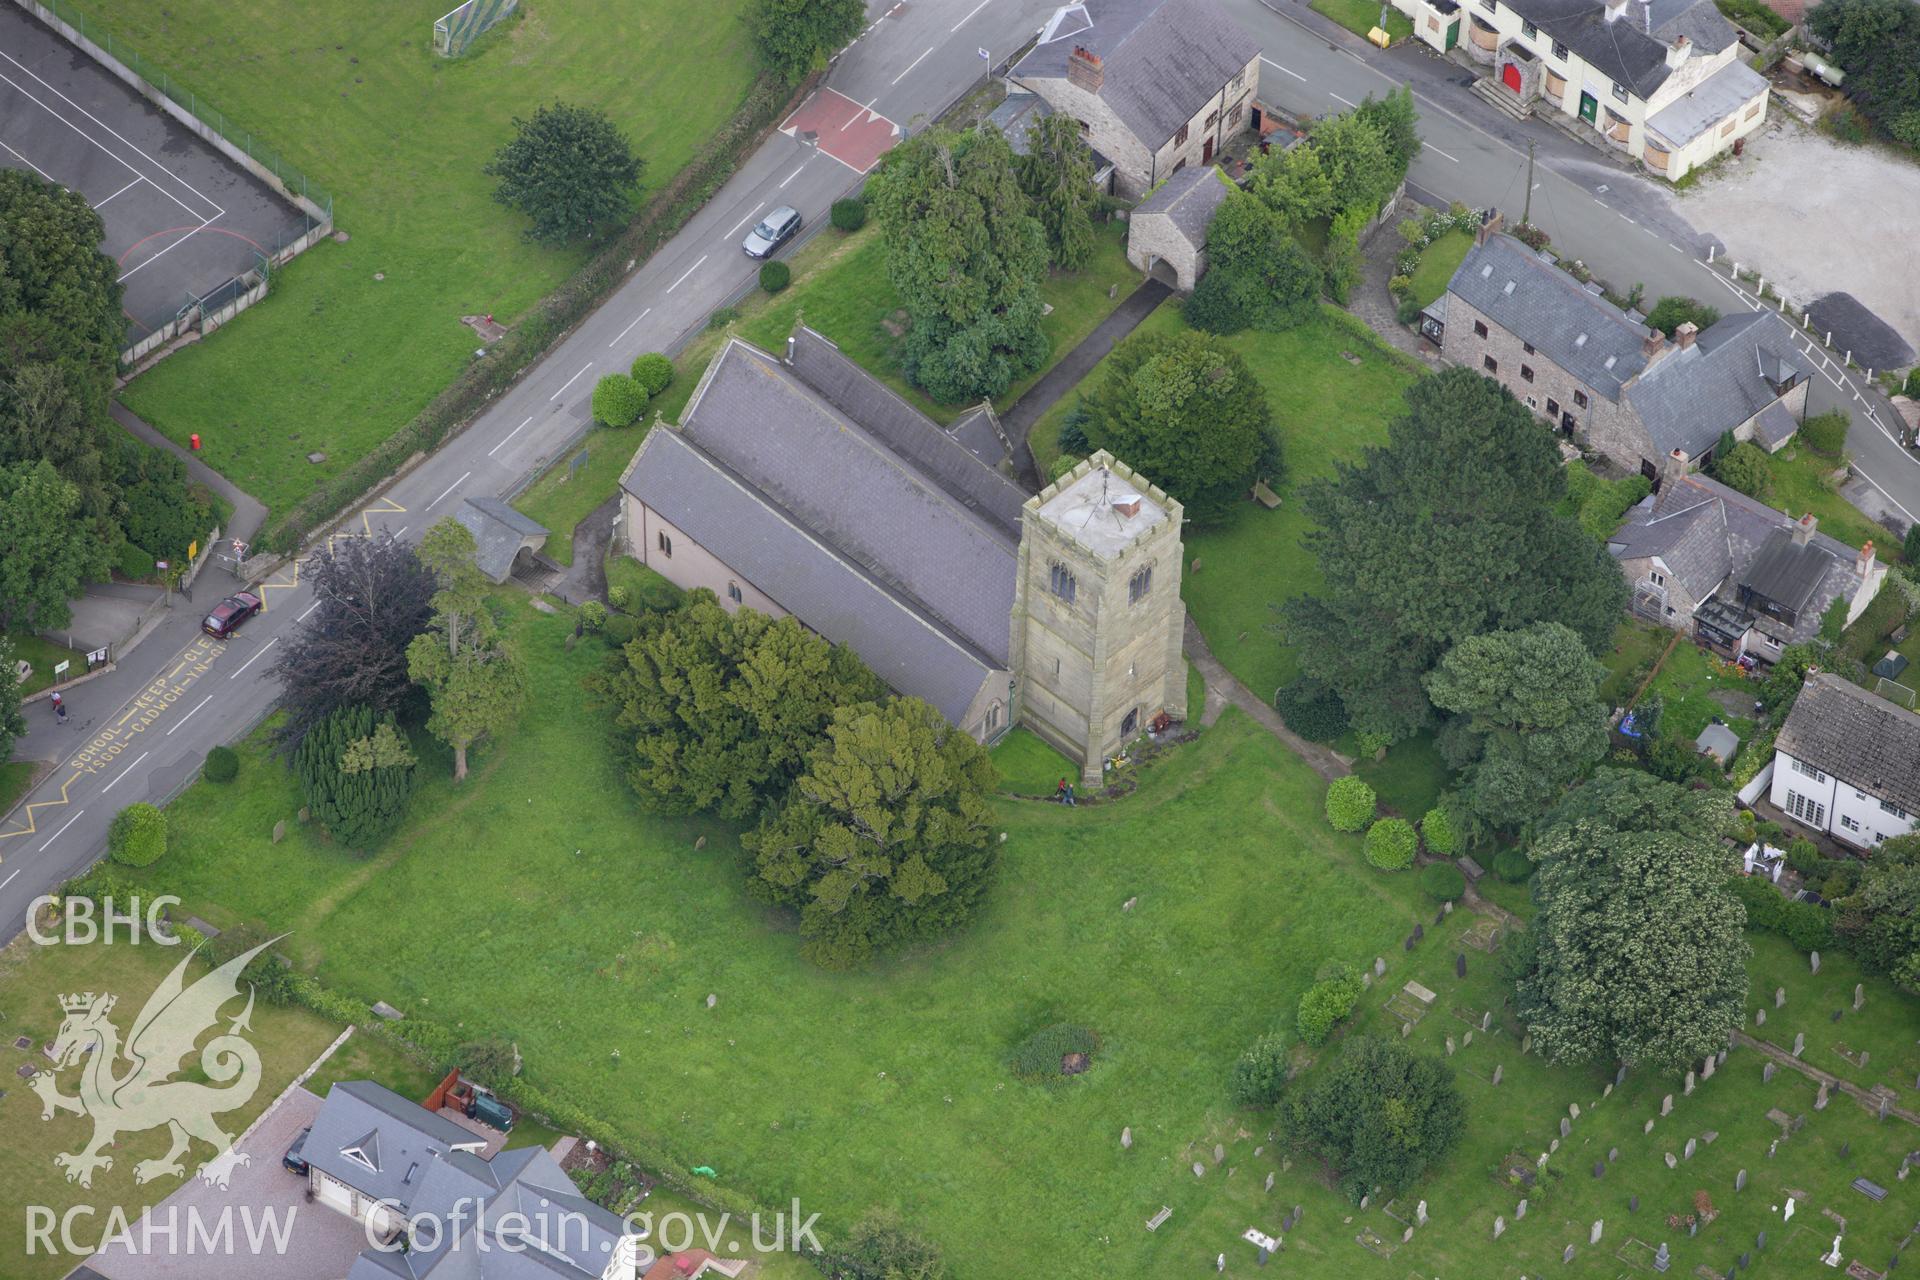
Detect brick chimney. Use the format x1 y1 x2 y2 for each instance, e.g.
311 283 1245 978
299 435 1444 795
1666 34 1690 68
1675 320 1699 350
1792 511 1818 546
1112 490 1142 519
1659 447 1690 490
1066 45 1104 93
1642 328 1667 360
1858 539 1876 577
1475 209 1505 247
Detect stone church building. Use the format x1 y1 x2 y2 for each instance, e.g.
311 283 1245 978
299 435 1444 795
618 327 1186 783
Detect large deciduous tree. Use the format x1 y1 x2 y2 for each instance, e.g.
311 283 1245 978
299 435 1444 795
270 533 437 753
743 698 997 969
484 103 643 245
1013 113 1098 271
1077 328 1277 522
819 1208 949 1280
1354 87 1422 176
747 0 866 82
1424 622 1610 832
0 638 26 763
1835 832 1920 994
1307 109 1400 216
1186 187 1321 336
406 519 528 780
1283 367 1626 741
1515 770 1748 1071
0 460 104 631
1284 1035 1466 1200
593 590 885 820
1252 142 1336 226
1808 0 1920 150
868 126 1050 402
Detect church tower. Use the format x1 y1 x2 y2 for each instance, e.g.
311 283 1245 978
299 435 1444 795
1010 451 1187 786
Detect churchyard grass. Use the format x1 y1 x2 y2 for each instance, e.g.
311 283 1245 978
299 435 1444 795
1310 0 1415 44
511 426 648 566
0 935 347 1278
135 593 1441 1278
989 726 1078 796
81 0 759 519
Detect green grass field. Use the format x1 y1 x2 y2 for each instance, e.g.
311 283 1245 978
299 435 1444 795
4 632 85 697
1762 443 1899 560
1407 229 1472 308
512 426 648 565
1311 0 1415 43
77 0 758 519
989 726 1077 796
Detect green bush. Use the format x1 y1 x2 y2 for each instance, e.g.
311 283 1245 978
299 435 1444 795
202 745 239 784
630 352 674 397
1907 368 1920 398
1646 296 1720 338
1325 776 1377 833
1009 1022 1101 1083
759 260 791 293
1785 836 1824 878
1276 677 1350 742
1228 1030 1292 1107
579 600 608 632
1800 409 1850 457
606 584 631 612
1420 862 1467 901
591 373 647 427
108 803 167 867
1821 102 1871 145
1365 817 1417 870
1419 806 1459 856
295 704 418 850
706 306 740 331
1713 441 1773 499
830 197 867 231
638 578 686 611
602 613 640 648
1296 965 1364 1046
1492 848 1535 883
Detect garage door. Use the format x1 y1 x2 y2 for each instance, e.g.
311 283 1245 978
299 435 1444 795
314 1170 356 1217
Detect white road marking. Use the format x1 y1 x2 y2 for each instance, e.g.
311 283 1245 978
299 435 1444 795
1669 243 1683 253
1854 466 1920 525
666 255 708 293
1426 144 1459 162
778 163 807 189
1617 212 1635 224
95 176 143 208
550 363 593 399
101 752 150 794
228 636 278 679
892 46 934 85
298 599 323 621
424 470 472 511
38 809 85 853
1328 91 1357 107
393 525 409 538
609 307 654 347
952 0 992 29
1642 226 1658 238
727 206 765 237
166 695 212 737
1261 56 1306 81
488 416 535 457
0 867 20 893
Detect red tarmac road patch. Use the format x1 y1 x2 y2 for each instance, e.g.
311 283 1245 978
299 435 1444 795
781 88 900 174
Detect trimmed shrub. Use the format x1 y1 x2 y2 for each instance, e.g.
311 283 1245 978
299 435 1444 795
1009 1023 1101 1083
1325 776 1376 833
579 600 608 633
591 373 647 427
1276 676 1350 742
295 704 418 850
602 613 640 648
706 306 740 331
108 803 167 867
637 577 686 612
830 197 867 231
759 260 791 293
1492 848 1535 883
1646 296 1720 338
1713 441 1772 500
1228 1030 1291 1107
1296 965 1365 1045
1419 806 1459 856
203 745 239 784
1785 836 1824 879
1364 817 1417 870
1420 862 1467 902
606 585 632 612
630 352 674 397
1800 409 1849 457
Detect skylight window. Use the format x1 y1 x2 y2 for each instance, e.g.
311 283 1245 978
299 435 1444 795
1574 333 1589 348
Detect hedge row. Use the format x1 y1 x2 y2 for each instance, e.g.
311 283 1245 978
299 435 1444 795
258 71 808 555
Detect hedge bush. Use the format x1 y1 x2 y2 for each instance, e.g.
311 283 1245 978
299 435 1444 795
1227 1030 1291 1107
606 585 631 612
1325 776 1376 833
1420 862 1467 901
630 352 674 397
1364 817 1417 870
203 745 239 784
759 260 791 293
591 373 647 427
1492 848 1535 883
1419 806 1458 856
1801 409 1850 457
602 613 640 648
579 600 608 633
1296 965 1364 1045
108 803 167 867
830 197 867 231
1276 677 1350 742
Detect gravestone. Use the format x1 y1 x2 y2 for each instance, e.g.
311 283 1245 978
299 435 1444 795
1262 1171 1275 1193
1416 1200 1427 1226
1456 953 1467 978
1703 1056 1715 1081
1482 1011 1493 1031
1516 1199 1528 1219
1193 1162 1205 1177
272 819 286 844
1665 1152 1678 1169
1464 1030 1474 1046
1609 1147 1619 1162
1561 1118 1571 1139
1832 1009 1844 1022
1591 1220 1604 1245
1405 935 1416 952
1403 1225 1414 1243
1740 1253 1751 1270
1447 1036 1456 1056
1685 1071 1696 1095
1375 957 1386 977
1662 1094 1674 1116
1213 1143 1225 1164
1493 1064 1503 1086
1879 1095 1890 1122
1757 1230 1766 1249
1435 905 1447 925
1630 1194 1640 1212
1550 1138 1560 1154
1362 972 1371 989
1401 1022 1412 1039
1811 950 1821 973
1685 1138 1697 1160
1522 1034 1533 1054
1776 987 1786 1008
1816 1082 1830 1110
1570 1103 1582 1120
1604 1083 1614 1098
1443 899 1452 915
1617 1065 1628 1087
1493 1216 1505 1239
1122 1127 1132 1149
1564 1244 1576 1263
1736 1168 1747 1191
1688 1220 1697 1238
1718 1048 1728 1067
1794 1032 1806 1057
1655 1242 1671 1272
1414 923 1424 941
1359 1194 1369 1209
1861 1051 1870 1067
1855 983 1865 1011
1841 1140 1851 1158
1704 1129 1718 1144
1645 1119 1656 1134
1764 1062 1776 1084
1593 1161 1605 1179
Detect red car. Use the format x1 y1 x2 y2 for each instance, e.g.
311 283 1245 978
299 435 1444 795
202 591 262 639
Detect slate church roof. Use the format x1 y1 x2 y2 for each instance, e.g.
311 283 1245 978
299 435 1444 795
1777 673 1920 816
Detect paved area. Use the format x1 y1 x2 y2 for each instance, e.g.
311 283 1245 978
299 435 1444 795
435 1105 509 1158
0 5 309 348
779 87 900 174
86 1086 368 1280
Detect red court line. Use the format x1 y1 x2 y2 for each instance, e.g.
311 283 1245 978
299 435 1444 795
115 222 264 265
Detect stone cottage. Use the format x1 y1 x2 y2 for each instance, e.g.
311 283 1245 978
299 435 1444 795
1124 164 1231 290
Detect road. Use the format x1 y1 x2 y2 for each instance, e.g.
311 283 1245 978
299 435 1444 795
1221 0 1920 528
0 0 1061 943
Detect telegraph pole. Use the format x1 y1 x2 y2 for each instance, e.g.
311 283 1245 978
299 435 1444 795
1521 141 1536 227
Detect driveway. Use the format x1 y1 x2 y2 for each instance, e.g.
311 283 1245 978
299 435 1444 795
85 1087 369 1280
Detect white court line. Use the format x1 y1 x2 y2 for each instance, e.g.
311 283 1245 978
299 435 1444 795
118 216 215 283
666 255 708 293
1261 56 1306 81
550 364 593 399
101 752 150 795
951 0 992 29
0 138 54 180
891 46 933 85
488 416 535 457
38 809 85 853
1328 91 1357 108
1426 144 1459 163
726 206 765 237
166 694 212 737
298 600 323 621
227 636 278 679
424 471 472 511
0 52 222 221
778 163 807 189
95 176 143 208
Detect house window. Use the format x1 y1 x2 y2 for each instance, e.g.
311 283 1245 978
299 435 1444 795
1523 341 1535 355
1075 118 1092 139
1175 122 1189 146
1552 39 1569 60
1546 397 1560 417
1206 109 1220 127
1791 758 1828 784
727 581 743 604
1786 790 1827 827
1121 707 1140 736
1525 395 1538 409
1841 814 1862 833
1230 69 1246 94
1229 103 1244 127
1611 83 1629 104
656 530 672 558
1745 102 1761 119
1129 565 1153 604
1483 355 1499 373
1521 364 1535 382
1573 390 1588 408
1880 799 1908 819
1049 563 1077 604
1473 320 1489 338
1521 19 1537 37
1649 570 1665 585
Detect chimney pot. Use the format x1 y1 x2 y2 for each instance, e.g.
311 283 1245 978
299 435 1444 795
1476 209 1505 246
1642 329 1666 359
1792 512 1817 546
1666 35 1691 67
1675 320 1699 349
1858 539 1876 575
1067 44 1105 93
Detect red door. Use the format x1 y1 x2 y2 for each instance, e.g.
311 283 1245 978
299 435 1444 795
1202 136 1215 163
1502 62 1522 94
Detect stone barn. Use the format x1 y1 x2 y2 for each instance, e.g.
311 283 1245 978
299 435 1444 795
1125 165 1230 291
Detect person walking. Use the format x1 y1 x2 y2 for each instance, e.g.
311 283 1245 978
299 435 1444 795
52 691 67 723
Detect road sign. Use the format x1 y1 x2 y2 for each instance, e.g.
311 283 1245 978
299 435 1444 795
188 540 198 561
86 647 109 667
53 660 70 677
978 46 989 58
155 560 170 571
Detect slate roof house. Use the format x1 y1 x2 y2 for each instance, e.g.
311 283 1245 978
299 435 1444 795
1010 0 1261 198
304 1081 645 1279
1124 163 1231 290
1770 672 1920 850
986 89 1117 190
1607 471 1886 661
1431 221 1810 480
1396 0 1768 181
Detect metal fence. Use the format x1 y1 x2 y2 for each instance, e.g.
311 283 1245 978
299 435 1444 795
433 0 518 57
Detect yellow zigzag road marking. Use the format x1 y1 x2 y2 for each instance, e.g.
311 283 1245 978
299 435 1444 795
0 769 85 845
259 497 410 611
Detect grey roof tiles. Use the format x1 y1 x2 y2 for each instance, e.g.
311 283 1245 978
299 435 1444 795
1778 673 1920 815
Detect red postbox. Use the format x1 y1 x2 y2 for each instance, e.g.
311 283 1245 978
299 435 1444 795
190 432 201 451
